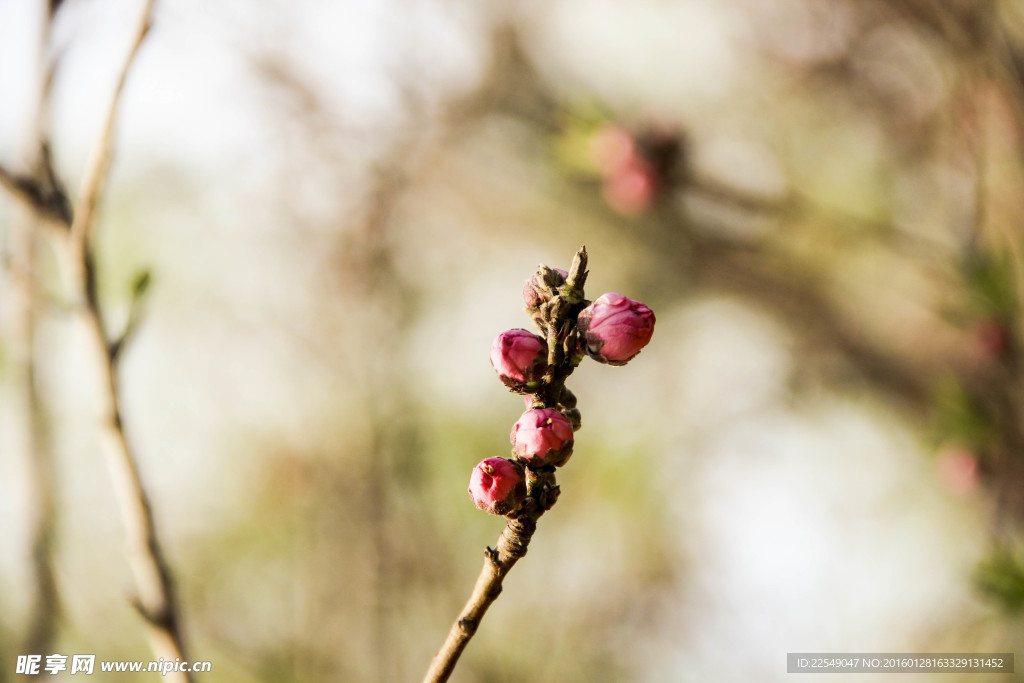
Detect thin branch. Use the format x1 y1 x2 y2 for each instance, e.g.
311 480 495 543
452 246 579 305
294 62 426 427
19 0 68 655
0 163 70 232
67 2 153 257
422 518 537 683
56 1 192 678
22 227 61 655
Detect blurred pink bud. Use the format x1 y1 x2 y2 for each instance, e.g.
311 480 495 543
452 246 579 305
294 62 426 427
468 457 527 515
577 293 655 365
970 318 1010 361
589 125 636 175
491 329 548 391
936 448 978 497
510 408 575 467
602 159 656 215
523 267 568 309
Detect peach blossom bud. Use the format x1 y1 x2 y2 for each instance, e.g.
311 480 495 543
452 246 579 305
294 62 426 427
510 408 574 468
589 124 636 175
491 329 548 392
602 158 656 215
523 267 568 309
577 292 655 365
971 318 1011 361
936 448 978 497
468 457 527 515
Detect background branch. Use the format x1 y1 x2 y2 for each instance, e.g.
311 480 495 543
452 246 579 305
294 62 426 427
0 0 192 676
61 2 193 678
17 0 68 656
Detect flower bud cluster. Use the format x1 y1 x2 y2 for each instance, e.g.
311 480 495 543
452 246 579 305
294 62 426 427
469 249 656 517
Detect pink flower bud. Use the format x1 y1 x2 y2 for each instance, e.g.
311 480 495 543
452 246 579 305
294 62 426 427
602 158 657 215
589 124 636 176
577 293 655 365
523 267 568 309
510 408 574 467
936 448 978 497
491 329 548 392
970 317 1011 362
468 457 527 515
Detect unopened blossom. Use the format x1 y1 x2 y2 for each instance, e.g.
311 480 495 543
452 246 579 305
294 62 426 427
589 123 682 215
511 408 574 468
468 457 527 515
602 159 657 215
491 329 547 392
588 124 636 175
523 267 568 309
577 292 655 365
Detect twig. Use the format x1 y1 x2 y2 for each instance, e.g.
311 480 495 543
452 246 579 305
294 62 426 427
19 0 67 655
66 4 152 257
22 226 61 655
49 1 192 678
0 162 70 232
422 517 538 683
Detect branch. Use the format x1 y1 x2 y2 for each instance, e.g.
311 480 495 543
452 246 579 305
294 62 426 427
422 517 537 683
57 1 192 678
19 0 70 655
23 232 61 654
67 2 153 256
0 162 70 231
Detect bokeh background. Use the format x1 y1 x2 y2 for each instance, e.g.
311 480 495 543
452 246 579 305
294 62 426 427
2 0 1024 681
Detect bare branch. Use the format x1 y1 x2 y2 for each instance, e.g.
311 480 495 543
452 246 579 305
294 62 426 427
67 0 154 258
51 1 192 678
16 0 69 656
423 519 537 682
0 163 70 231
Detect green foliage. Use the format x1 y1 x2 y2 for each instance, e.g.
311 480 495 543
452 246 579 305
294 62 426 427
964 251 1019 317
550 102 614 177
975 546 1024 615
931 379 994 450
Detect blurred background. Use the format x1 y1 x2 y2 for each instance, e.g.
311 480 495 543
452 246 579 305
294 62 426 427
1 0 1024 681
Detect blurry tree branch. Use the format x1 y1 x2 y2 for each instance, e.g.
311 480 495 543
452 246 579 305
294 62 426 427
14 0 70 656
62 3 193 677
0 0 192 677
0 149 71 232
